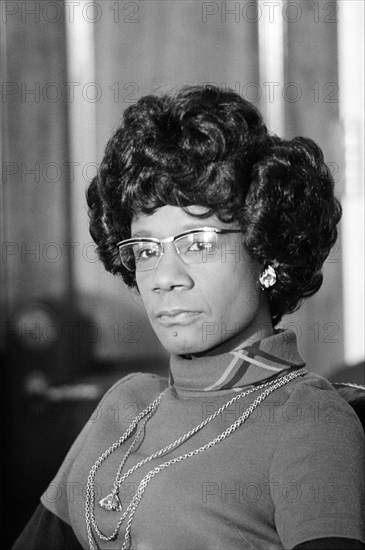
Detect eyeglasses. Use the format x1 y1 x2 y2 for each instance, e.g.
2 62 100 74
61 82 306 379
117 227 242 272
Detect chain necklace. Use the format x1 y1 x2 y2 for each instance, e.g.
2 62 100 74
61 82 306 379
85 367 307 550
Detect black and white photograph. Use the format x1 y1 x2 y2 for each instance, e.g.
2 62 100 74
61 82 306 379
1 1 364 548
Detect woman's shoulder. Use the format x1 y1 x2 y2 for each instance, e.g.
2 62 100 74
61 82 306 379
90 371 170 428
100 371 169 403
276 370 364 436
43 372 169 478
270 371 364 549
39 372 169 526
282 369 353 400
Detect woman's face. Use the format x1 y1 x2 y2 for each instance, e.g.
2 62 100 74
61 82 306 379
132 205 272 355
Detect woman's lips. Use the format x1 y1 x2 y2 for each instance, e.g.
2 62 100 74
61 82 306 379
156 310 203 326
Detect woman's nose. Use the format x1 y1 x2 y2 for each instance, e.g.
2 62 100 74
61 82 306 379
151 242 194 292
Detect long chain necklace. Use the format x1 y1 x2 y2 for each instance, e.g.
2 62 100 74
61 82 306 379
85 367 307 550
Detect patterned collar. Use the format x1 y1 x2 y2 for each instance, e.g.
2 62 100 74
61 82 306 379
169 329 306 392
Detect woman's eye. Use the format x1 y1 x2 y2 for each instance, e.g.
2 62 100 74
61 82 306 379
188 241 216 252
136 247 159 260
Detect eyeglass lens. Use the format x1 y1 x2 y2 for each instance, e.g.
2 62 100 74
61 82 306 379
119 231 222 272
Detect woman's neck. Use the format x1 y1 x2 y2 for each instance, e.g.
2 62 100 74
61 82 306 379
191 321 274 358
169 328 306 393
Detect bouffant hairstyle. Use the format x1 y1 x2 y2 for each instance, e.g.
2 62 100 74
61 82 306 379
86 85 341 326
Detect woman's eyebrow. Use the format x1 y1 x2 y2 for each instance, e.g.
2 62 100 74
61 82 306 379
130 230 152 238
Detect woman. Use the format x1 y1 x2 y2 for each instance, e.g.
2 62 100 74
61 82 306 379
13 85 364 549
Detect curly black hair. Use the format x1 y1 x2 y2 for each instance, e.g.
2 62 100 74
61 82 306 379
86 84 342 326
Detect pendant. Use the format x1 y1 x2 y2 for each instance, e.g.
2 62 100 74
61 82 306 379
99 491 122 512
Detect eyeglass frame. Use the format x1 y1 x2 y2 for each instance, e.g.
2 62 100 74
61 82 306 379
117 226 242 272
